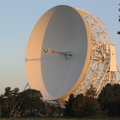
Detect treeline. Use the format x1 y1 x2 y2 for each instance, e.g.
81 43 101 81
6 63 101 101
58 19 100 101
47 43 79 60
0 83 120 118
0 87 63 118
64 84 120 118
0 88 46 117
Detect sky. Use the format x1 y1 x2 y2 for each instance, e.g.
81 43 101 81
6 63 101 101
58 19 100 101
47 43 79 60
0 0 120 95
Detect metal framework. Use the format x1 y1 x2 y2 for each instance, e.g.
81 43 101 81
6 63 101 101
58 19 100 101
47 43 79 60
73 9 120 97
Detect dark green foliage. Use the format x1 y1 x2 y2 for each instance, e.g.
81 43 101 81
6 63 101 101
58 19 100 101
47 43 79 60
0 95 4 117
1 83 120 118
64 93 105 117
98 83 120 117
46 102 64 117
85 85 96 97
72 94 105 117
0 87 46 118
15 89 46 117
0 87 19 117
64 94 75 116
45 102 57 116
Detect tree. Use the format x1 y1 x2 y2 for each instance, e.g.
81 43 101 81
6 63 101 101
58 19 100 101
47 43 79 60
64 93 105 117
64 94 75 116
0 95 4 117
45 100 64 117
98 83 120 117
0 87 46 118
4 87 12 97
1 87 19 117
85 85 96 97
14 89 46 117
72 94 105 117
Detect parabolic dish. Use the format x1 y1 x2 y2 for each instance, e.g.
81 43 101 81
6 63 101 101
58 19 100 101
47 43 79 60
25 5 91 100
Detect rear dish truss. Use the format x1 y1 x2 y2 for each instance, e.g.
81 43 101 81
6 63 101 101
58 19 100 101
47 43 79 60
73 9 120 97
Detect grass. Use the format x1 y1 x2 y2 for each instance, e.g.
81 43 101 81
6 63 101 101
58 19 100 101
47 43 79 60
0 118 120 120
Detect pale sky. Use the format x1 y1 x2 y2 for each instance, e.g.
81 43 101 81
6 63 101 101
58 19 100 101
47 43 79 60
0 0 120 94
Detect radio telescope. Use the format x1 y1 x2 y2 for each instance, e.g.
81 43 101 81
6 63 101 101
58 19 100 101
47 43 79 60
25 5 119 100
